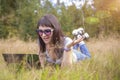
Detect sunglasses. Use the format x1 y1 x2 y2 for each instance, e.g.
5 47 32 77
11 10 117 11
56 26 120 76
36 29 54 36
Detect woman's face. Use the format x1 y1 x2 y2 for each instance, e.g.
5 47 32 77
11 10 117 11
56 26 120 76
37 26 54 44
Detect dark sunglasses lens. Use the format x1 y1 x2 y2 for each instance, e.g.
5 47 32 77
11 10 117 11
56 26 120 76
44 29 51 35
36 30 43 36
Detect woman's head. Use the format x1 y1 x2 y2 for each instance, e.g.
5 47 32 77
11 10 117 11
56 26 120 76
37 14 64 52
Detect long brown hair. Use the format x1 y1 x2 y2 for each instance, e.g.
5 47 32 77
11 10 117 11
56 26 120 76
37 14 64 59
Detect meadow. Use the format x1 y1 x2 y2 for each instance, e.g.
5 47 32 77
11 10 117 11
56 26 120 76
0 36 120 80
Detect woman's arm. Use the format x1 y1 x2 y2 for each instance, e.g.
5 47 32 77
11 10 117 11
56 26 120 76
61 37 84 68
61 37 73 68
61 49 73 68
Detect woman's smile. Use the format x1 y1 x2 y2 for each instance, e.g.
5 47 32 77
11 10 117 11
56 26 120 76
42 36 50 42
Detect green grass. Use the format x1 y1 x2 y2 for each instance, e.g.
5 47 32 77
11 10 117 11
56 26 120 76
0 37 120 80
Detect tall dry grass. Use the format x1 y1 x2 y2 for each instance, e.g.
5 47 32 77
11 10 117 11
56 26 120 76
0 37 39 54
0 36 120 80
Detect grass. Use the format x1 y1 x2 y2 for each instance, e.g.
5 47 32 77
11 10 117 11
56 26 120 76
0 36 120 80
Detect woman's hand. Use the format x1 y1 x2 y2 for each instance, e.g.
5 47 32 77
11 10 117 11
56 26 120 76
67 37 84 49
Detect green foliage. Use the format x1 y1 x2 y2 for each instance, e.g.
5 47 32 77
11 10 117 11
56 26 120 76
0 0 18 15
0 25 9 39
0 0 120 40
85 17 100 25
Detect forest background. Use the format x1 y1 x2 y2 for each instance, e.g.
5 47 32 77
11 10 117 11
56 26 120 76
0 0 120 41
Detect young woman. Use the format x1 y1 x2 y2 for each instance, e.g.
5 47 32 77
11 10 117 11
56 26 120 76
36 14 91 68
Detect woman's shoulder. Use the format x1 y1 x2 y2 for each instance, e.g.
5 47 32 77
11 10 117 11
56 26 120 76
64 36 72 41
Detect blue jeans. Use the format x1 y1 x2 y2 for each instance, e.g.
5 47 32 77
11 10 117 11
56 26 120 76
73 43 91 61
